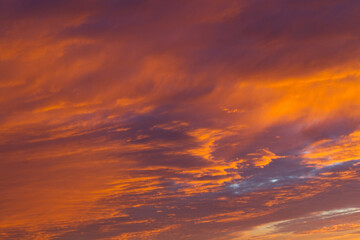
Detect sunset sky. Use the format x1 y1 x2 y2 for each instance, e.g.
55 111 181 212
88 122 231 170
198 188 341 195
1 0 360 239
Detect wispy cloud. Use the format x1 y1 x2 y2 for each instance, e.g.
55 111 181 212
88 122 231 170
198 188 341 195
1 0 360 239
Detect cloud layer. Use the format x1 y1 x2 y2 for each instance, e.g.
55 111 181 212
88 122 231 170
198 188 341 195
1 0 360 239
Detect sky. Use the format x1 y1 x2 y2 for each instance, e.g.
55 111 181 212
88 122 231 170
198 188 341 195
1 0 360 239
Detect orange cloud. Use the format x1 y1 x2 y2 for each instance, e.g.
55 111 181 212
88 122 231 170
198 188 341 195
1 0 360 239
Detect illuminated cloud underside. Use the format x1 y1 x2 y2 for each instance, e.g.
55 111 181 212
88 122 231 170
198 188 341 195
1 0 360 239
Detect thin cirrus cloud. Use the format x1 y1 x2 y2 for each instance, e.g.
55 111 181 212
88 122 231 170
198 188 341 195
1 0 360 239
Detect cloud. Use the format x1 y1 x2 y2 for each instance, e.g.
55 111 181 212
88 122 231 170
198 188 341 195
1 0 360 239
